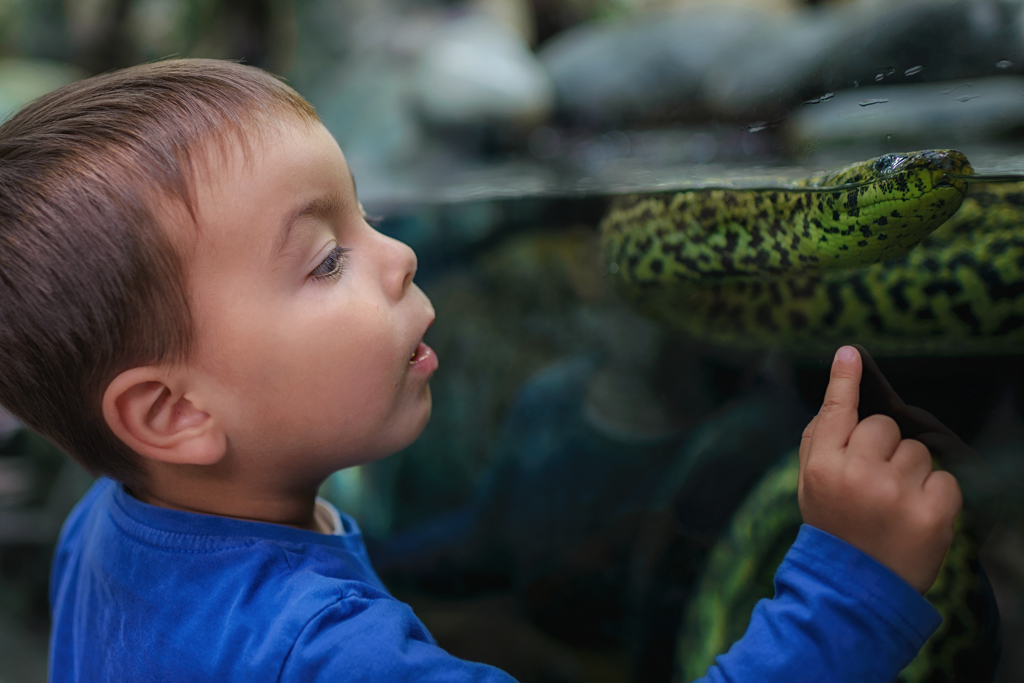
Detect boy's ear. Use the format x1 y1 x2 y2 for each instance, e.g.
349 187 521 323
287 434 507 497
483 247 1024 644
102 367 226 467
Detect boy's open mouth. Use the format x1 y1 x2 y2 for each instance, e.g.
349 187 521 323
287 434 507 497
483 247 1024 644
409 341 430 365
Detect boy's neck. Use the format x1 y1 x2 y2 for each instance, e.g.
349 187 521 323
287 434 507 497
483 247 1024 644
131 464 326 533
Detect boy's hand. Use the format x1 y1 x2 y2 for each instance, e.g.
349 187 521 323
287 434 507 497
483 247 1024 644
798 346 962 595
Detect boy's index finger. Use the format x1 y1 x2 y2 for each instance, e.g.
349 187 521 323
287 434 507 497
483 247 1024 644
810 346 863 454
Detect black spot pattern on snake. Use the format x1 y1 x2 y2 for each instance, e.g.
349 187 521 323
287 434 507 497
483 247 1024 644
889 281 911 312
953 304 982 336
995 314 1024 335
823 282 844 326
924 281 963 297
976 262 1024 301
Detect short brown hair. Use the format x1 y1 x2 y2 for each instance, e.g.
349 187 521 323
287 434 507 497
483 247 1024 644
0 59 318 486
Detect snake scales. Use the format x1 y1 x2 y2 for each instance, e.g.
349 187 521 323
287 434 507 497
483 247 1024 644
599 151 1005 681
600 149 1024 355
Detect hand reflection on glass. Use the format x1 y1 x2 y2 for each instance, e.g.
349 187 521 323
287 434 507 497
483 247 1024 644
853 344 1003 540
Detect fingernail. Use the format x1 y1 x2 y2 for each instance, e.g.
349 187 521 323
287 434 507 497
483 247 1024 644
835 346 856 362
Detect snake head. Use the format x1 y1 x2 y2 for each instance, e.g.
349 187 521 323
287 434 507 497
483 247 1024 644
816 149 972 196
875 150 972 187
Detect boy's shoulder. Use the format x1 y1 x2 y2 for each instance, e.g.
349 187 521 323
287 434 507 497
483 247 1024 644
52 478 392 599
49 480 468 682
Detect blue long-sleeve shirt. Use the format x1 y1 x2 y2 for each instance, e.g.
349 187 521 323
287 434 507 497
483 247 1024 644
50 479 940 682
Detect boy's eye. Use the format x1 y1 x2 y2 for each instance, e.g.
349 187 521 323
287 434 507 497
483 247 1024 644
310 246 350 281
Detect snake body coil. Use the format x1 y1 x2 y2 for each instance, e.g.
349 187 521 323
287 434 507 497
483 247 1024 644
600 150 991 354
675 450 999 683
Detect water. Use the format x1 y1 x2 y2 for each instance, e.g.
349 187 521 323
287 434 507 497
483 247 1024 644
953 172 1024 183
361 145 1024 212
345 141 1024 683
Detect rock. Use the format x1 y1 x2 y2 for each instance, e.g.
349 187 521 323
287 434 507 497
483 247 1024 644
701 0 1024 118
785 76 1024 147
470 0 538 45
412 15 555 127
696 10 845 118
541 0 1024 125
539 7 766 125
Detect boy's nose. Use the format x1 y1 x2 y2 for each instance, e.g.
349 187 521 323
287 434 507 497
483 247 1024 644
380 232 418 301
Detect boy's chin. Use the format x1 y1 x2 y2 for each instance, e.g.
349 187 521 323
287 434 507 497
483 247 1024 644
403 394 432 448
367 395 433 464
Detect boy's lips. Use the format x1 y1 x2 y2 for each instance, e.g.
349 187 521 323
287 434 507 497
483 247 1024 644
408 341 438 373
408 308 437 373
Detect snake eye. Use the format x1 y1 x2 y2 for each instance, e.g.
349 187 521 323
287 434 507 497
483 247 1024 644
873 155 895 174
872 154 909 175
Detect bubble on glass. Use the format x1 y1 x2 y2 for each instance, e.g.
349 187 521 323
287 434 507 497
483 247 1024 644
875 73 885 81
802 93 834 105
858 98 889 107
904 65 924 76
747 122 768 133
608 262 619 274
996 59 1013 69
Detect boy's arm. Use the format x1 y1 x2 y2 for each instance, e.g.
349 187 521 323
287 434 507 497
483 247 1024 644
694 345 959 683
281 588 520 683
692 524 941 682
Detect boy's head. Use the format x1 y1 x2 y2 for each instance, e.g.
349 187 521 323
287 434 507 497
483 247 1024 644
0 59 437 493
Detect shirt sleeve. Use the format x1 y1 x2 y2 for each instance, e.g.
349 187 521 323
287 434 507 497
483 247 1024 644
693 524 943 683
280 587 519 683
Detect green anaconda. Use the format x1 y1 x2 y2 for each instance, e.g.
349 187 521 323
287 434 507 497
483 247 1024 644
674 450 999 683
599 149 1024 355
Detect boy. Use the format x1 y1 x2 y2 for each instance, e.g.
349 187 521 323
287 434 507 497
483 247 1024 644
0 60 960 682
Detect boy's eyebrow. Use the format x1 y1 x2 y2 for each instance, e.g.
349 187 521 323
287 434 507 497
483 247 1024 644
275 189 346 256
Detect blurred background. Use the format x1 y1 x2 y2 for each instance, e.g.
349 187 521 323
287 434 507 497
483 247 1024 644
2 0 1024 681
